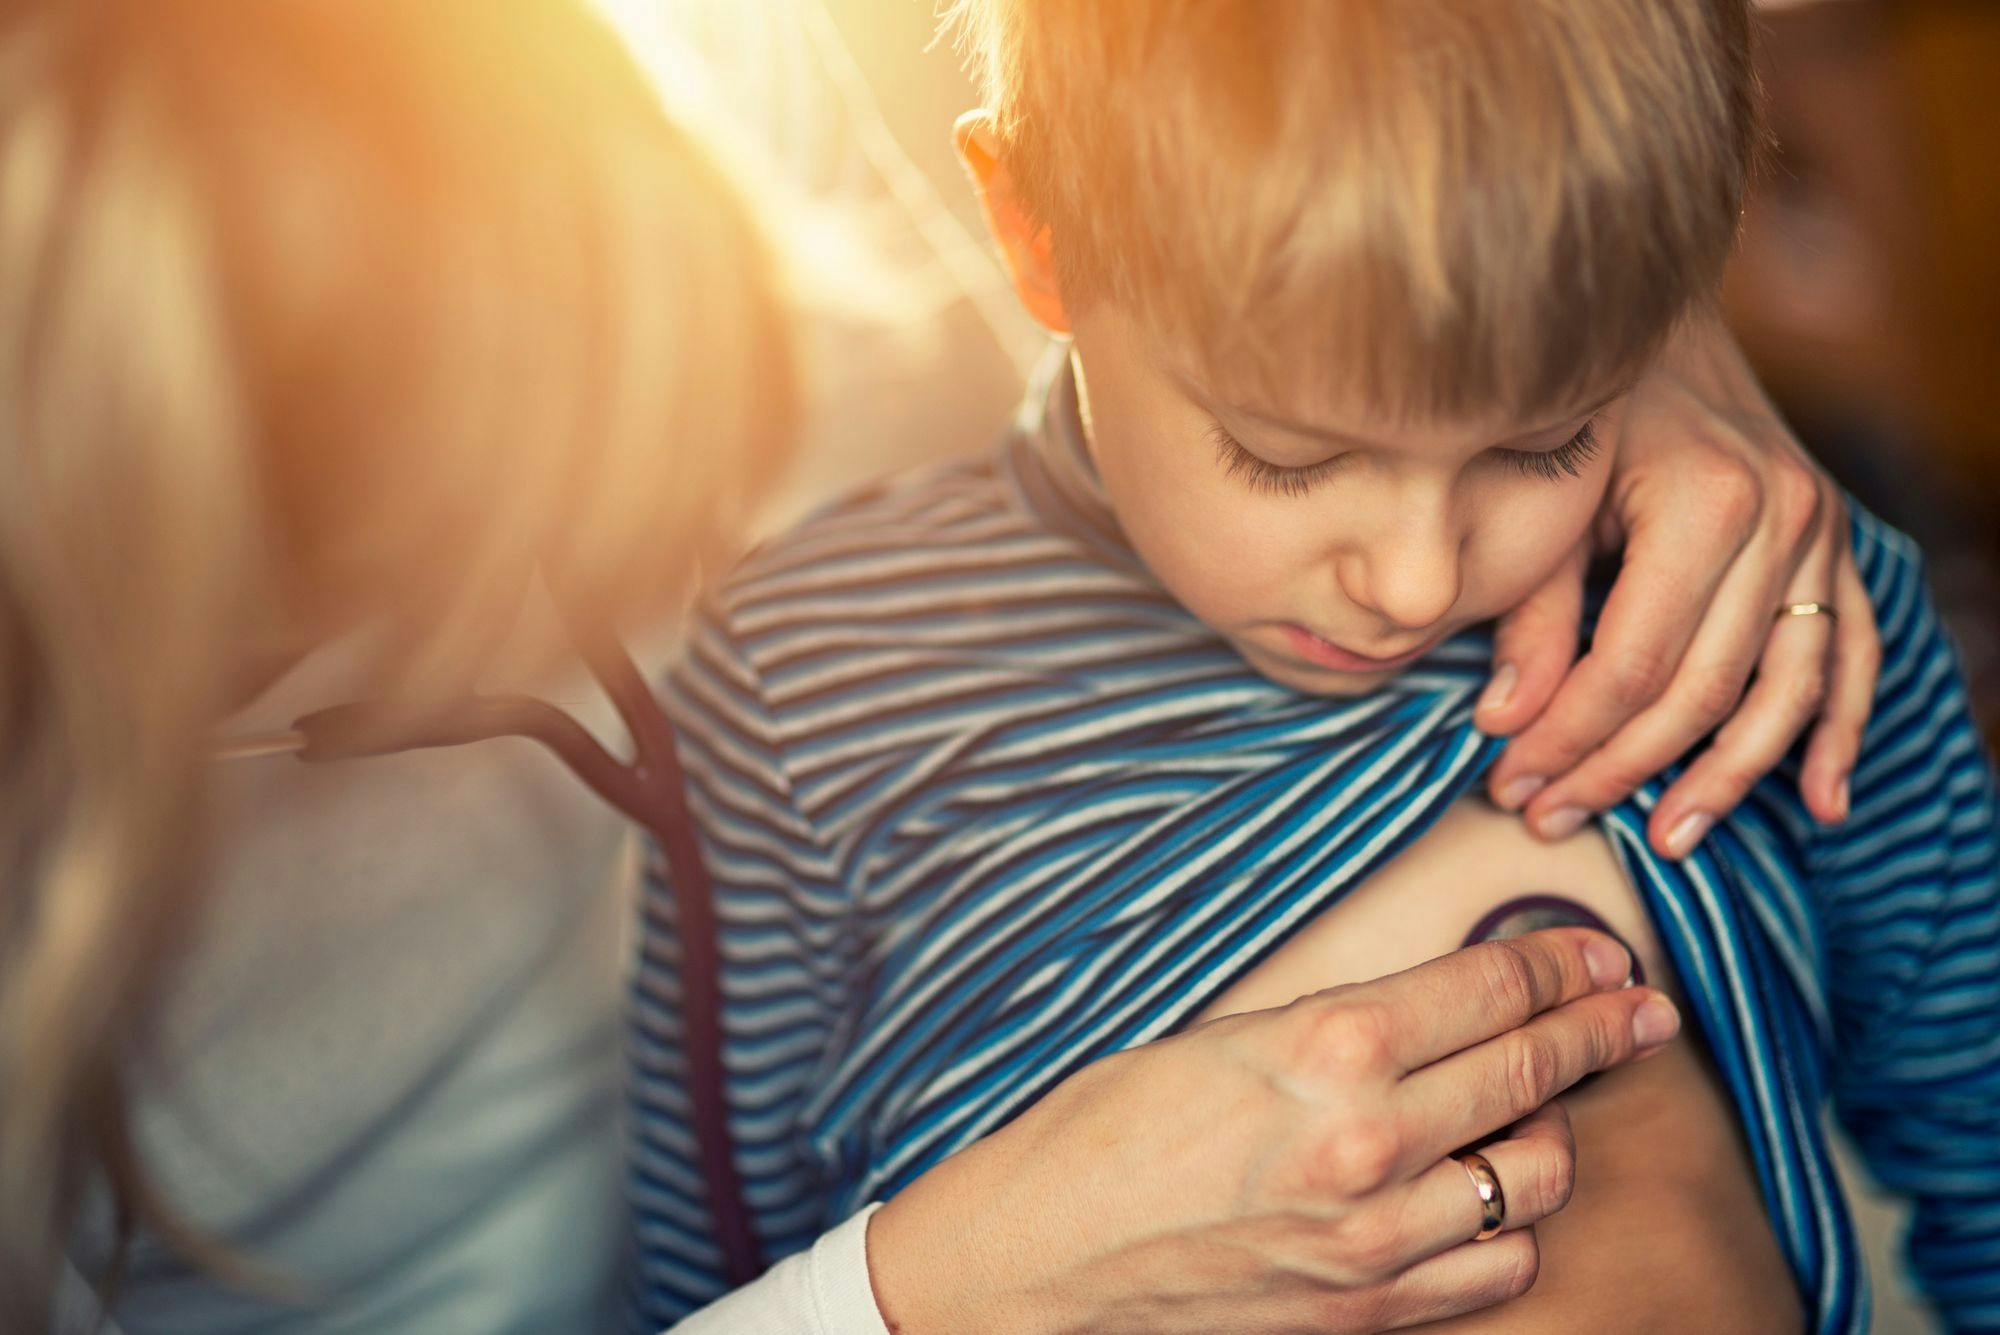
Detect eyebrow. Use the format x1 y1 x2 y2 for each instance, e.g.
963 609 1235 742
1200 380 1638 451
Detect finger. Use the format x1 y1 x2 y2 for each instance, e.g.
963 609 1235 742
1486 482 1758 811
1365 1230 1544 1330
1284 1105 1570 1297
1520 466 1840 846
1358 1102 1575 1273
1514 530 1794 842
1396 985 1678 1166
1451 1102 1574 1234
1526 510 1830 846
1643 538 1840 856
1799 548 1879 824
1476 543 1588 743
1309 929 1636 1075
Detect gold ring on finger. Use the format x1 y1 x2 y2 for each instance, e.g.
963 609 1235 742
1777 601 1838 623
1455 1151 1506 1241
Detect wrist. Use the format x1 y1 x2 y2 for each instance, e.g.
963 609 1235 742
867 1140 1057 1335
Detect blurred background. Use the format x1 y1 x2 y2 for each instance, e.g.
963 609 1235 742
600 2 1997 1329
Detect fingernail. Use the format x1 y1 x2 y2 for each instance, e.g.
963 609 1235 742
1663 811 1713 860
1497 775 1546 810
1633 996 1681 1047
1584 936 1631 990
1833 776 1850 822
1534 805 1588 840
1477 663 1518 718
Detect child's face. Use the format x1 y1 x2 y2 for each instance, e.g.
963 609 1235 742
1070 305 1628 695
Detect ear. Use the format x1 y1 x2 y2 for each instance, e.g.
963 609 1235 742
953 110 1070 335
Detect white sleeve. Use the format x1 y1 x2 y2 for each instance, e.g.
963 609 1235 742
666 1204 891 1335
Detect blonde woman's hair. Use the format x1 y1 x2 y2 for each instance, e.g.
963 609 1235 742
944 0 1762 421
0 0 794 1324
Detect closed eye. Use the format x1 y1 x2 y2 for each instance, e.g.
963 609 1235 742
1494 420 1602 482
1208 424 1347 498
1211 417 1604 495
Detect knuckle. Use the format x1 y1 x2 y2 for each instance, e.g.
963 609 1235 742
1329 1211 1407 1284
1475 940 1543 1025
1606 646 1672 710
1583 760 1650 804
1594 1004 1634 1066
1534 1140 1578 1216
1494 1232 1543 1301
1314 1118 1402 1198
1701 763 1758 810
1308 1000 1397 1079
1696 459 1761 536
1772 471 1824 544
1688 670 1749 725
1784 666 1830 719
1505 1030 1564 1110
1592 771 1640 803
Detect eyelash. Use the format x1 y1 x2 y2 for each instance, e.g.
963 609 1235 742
1208 419 1602 497
1497 420 1603 482
1209 425 1345 497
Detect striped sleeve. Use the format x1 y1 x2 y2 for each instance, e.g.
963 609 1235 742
627 595 847 1328
1819 515 2000 1333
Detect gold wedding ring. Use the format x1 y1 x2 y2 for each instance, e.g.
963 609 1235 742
1778 601 1838 623
1456 1151 1507 1241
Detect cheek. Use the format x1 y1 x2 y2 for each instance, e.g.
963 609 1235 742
1463 477 1608 608
1092 428 1310 622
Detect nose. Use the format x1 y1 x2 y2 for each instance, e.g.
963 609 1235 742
1335 504 1463 633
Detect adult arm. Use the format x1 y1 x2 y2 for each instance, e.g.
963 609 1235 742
664 931 1667 1333
1478 313 1878 860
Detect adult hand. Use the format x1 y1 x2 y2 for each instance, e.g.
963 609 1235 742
1476 312 1880 860
867 929 1678 1334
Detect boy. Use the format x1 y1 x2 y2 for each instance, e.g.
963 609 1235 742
631 2 1999 1330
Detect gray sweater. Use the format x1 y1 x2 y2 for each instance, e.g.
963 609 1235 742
66 629 638 1334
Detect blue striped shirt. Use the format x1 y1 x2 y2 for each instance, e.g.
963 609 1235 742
628 357 2000 1332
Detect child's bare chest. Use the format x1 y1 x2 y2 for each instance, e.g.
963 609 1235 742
1194 798 1803 1333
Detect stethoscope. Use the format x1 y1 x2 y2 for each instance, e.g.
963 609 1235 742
215 621 765 1285
211 623 1647 1296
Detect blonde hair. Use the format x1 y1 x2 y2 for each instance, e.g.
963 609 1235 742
945 0 1761 421
0 0 794 1324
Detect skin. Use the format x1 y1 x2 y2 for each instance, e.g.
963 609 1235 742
955 115 1879 862
1199 800 1804 1332
859 112 1871 1331
1480 321 1882 857
870 931 1676 1333
1068 302 1625 701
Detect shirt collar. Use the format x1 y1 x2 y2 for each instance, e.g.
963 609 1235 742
1004 344 1153 577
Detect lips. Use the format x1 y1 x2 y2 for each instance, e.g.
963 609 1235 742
1278 623 1439 673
